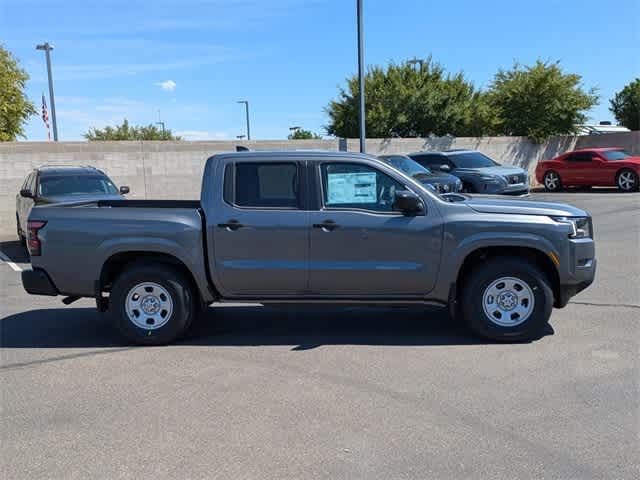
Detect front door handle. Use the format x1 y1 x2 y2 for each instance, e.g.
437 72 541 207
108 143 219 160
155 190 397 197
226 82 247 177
217 219 245 231
313 220 340 231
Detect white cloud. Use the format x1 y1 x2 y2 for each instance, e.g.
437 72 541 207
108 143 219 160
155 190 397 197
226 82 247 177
155 80 177 92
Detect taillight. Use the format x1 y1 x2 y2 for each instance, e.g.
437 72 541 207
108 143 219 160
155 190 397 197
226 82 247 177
27 220 47 256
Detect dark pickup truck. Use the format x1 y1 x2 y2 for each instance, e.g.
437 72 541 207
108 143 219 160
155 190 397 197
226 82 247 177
22 151 596 345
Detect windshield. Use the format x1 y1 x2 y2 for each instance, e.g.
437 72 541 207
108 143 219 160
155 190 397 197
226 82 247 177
449 152 499 168
39 175 119 197
382 156 432 177
602 150 633 161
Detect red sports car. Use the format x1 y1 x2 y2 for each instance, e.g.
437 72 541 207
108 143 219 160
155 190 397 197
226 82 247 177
536 147 640 192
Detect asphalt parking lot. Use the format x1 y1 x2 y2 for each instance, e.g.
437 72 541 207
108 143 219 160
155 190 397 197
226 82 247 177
1 190 638 479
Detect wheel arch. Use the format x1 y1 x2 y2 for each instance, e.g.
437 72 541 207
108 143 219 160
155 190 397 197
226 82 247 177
99 251 216 308
454 245 561 308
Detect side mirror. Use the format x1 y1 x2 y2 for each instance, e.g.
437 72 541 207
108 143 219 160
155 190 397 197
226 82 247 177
20 189 34 199
439 164 451 172
119 186 130 195
393 190 424 216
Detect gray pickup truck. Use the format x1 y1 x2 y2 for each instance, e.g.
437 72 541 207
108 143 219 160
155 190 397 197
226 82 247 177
22 151 596 345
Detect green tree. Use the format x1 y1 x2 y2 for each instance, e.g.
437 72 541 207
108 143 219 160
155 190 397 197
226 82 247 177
609 78 640 130
0 44 36 141
288 128 321 140
325 58 496 138
487 60 599 142
84 119 182 141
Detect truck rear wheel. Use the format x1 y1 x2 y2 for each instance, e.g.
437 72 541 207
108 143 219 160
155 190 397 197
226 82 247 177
460 257 553 342
110 264 196 345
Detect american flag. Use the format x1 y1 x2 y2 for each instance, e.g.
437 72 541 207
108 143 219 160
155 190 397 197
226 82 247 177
41 93 51 141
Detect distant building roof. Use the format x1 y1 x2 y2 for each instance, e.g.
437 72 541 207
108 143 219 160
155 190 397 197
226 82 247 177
576 123 631 135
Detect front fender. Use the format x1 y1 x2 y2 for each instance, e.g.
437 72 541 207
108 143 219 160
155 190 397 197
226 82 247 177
430 229 561 303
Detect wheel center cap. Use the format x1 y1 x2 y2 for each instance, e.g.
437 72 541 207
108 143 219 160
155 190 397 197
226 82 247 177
141 295 161 315
497 291 518 311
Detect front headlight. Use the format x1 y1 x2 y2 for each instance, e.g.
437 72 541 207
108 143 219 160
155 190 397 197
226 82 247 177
455 180 462 191
480 175 504 184
551 216 592 238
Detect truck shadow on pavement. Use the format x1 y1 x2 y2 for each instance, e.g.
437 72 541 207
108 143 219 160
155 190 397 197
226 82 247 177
0 305 554 349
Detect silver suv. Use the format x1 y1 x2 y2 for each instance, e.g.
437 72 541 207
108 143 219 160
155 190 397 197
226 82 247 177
409 150 529 195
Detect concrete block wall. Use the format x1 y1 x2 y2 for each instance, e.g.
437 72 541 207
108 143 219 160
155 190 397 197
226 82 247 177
1 133 638 238
0 139 338 237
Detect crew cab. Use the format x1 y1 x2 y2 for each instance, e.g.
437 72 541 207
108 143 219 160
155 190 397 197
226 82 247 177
21 151 596 345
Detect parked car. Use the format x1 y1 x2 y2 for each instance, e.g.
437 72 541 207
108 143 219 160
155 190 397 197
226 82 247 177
21 151 595 345
408 150 529 195
16 166 129 243
535 148 640 192
379 154 462 194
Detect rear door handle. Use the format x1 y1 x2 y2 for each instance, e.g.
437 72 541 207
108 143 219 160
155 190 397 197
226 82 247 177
218 220 245 231
313 220 340 231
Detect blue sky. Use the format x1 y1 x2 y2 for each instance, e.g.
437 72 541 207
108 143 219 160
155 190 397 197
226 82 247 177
2 0 639 141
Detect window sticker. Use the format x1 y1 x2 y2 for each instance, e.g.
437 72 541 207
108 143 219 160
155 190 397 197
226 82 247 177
326 172 377 204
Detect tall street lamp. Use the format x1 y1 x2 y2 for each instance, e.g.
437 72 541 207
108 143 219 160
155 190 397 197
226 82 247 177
36 42 58 141
356 0 366 153
408 57 426 70
236 100 251 140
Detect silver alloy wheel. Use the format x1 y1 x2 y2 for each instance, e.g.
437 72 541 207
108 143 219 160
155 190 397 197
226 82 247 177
125 282 173 330
544 171 559 190
618 171 636 191
482 276 535 327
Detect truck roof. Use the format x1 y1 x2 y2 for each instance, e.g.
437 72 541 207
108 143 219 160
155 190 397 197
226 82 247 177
210 150 380 161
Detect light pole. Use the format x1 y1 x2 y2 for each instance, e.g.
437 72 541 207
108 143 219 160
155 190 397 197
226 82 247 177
408 57 425 70
36 42 58 141
236 100 250 140
156 109 166 135
356 0 366 153
289 126 301 137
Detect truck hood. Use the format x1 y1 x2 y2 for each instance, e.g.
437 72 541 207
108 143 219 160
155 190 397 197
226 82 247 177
465 196 588 217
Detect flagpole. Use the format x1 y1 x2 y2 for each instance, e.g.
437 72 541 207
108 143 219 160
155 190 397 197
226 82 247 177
36 43 58 141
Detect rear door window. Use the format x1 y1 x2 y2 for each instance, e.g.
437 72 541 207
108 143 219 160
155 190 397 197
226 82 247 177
226 162 300 209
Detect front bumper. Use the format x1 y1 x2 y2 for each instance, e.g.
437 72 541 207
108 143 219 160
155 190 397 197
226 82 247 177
22 268 58 296
555 238 597 308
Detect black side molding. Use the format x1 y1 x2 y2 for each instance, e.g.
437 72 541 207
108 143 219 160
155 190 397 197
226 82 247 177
22 268 58 296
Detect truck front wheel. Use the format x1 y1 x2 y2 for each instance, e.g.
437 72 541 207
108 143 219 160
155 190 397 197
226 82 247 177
460 257 553 342
110 264 196 345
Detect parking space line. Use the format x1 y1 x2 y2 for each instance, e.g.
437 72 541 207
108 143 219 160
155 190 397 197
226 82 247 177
0 250 23 272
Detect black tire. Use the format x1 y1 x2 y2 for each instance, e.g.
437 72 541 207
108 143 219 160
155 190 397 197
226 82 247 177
460 257 553 342
616 169 639 192
543 170 562 192
110 264 196 345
